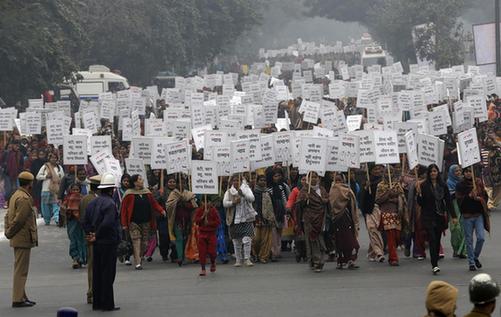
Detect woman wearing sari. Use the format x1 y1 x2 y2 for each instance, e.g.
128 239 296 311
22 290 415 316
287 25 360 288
446 164 467 259
329 173 360 269
296 172 329 273
375 166 407 267
36 153 64 225
166 181 197 266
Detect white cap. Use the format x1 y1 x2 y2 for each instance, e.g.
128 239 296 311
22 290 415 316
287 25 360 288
98 172 117 189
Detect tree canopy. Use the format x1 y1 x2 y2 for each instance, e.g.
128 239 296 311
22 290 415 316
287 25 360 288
0 0 262 105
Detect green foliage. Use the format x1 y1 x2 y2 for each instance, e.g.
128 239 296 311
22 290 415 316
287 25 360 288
0 0 262 104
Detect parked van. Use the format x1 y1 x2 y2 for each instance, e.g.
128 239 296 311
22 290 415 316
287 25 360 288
67 65 129 100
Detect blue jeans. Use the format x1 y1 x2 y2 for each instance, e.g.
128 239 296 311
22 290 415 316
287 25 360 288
462 216 485 266
41 191 60 224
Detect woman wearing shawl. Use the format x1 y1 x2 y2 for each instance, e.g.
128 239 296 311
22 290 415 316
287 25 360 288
252 175 275 263
36 153 65 225
287 175 307 263
113 174 132 265
223 175 256 267
267 168 290 260
296 172 329 273
120 174 166 270
405 166 427 260
456 167 489 271
375 166 407 267
446 165 467 258
417 164 457 274
165 179 197 266
329 174 360 269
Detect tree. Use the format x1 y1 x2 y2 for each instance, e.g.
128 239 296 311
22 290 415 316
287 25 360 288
0 0 87 106
305 0 467 69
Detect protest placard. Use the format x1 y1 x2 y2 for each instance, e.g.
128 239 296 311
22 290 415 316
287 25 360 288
103 158 123 185
90 150 113 175
405 131 418 170
46 119 64 146
339 134 360 168
151 137 174 169
299 137 327 175
393 122 418 153
63 135 88 165
191 125 212 151
23 112 41 135
302 101 320 124
466 95 488 122
204 131 228 161
346 115 363 132
457 128 481 168
262 89 278 124
191 160 218 195
164 140 190 174
373 131 400 164
325 138 348 172
252 135 275 169
0 108 16 131
417 134 442 170
236 131 262 161
428 110 448 136
82 112 98 134
145 118 165 136
125 158 148 187
351 130 375 163
90 135 112 156
131 137 153 162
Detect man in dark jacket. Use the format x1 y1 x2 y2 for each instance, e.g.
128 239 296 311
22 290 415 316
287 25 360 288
82 173 120 311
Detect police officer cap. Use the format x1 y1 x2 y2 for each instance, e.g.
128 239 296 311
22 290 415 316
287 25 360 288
469 273 500 304
18 171 34 181
89 175 102 185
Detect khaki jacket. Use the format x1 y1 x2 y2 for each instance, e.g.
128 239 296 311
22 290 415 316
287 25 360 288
4 187 38 248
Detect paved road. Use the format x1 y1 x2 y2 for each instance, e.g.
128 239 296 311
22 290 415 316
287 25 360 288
1 211 501 317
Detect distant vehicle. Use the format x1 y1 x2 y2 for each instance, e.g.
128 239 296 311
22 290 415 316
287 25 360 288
63 65 130 100
153 71 177 89
361 46 388 68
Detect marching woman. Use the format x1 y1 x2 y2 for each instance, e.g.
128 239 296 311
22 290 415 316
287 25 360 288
36 153 64 225
165 179 197 266
252 174 275 264
375 166 407 267
296 172 329 273
120 174 166 270
113 173 132 265
329 173 360 270
455 167 489 271
223 175 256 267
446 164 467 259
417 164 457 274
267 168 290 261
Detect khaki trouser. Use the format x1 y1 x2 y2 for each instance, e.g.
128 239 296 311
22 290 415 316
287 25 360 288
252 226 272 262
12 248 31 303
87 242 93 302
129 222 150 266
486 186 501 210
366 208 384 259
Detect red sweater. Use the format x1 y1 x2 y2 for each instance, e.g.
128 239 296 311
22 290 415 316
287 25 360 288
194 206 221 233
120 192 164 229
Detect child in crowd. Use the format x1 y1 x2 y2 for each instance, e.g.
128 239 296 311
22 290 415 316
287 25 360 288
61 183 86 269
194 197 221 276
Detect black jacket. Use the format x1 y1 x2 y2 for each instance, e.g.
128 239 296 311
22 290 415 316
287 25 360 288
416 181 454 230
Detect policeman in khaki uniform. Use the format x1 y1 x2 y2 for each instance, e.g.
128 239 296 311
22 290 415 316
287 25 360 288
4 171 38 308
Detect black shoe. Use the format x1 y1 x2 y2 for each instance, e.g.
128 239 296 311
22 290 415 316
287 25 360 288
474 259 482 269
25 299 36 305
12 301 34 308
102 306 120 311
469 265 477 271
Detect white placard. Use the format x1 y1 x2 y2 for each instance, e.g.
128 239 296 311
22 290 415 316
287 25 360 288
273 131 291 163
346 115 363 132
339 134 360 168
164 141 190 174
90 135 112 156
373 130 400 164
204 131 228 161
252 135 276 169
428 111 448 136
302 101 320 124
417 134 442 169
125 158 148 188
89 150 114 175
82 112 98 134
299 137 327 175
165 119 191 140
393 122 418 153
191 125 212 151
145 119 165 137
63 135 88 165
0 108 16 131
23 112 42 135
351 130 375 163
46 119 64 146
131 137 153 162
191 160 218 195
103 158 123 185
151 137 174 169
325 138 348 172
405 131 418 170
457 128 481 168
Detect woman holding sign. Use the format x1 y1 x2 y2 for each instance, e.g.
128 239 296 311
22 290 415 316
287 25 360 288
375 166 406 267
36 153 64 225
120 175 166 270
223 175 256 267
296 172 329 273
416 164 457 275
